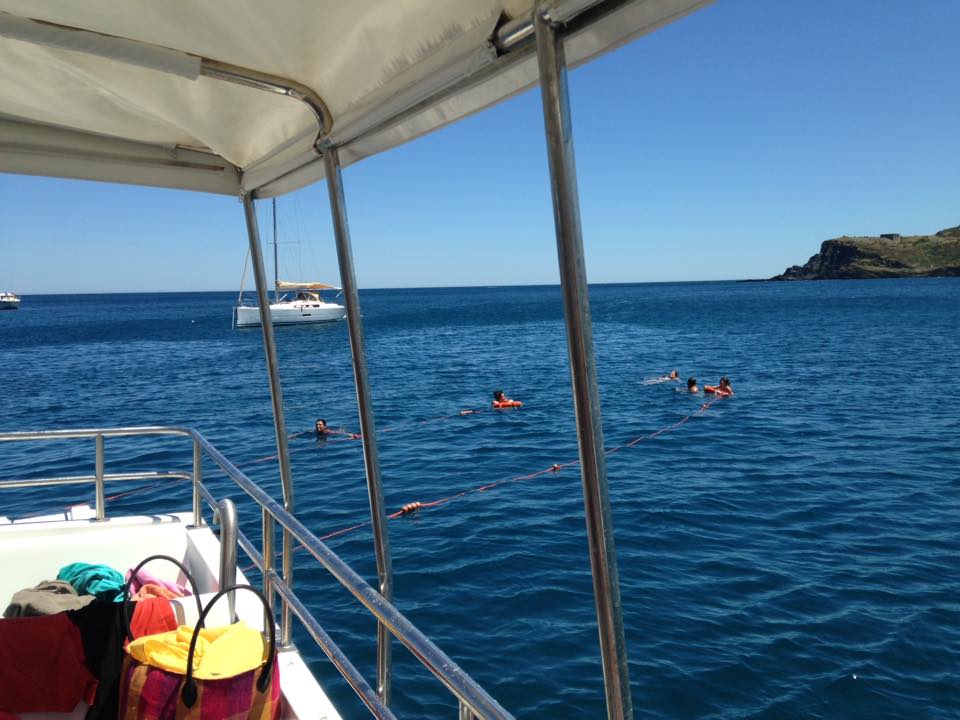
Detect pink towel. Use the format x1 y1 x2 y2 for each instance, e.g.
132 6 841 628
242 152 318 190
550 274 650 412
125 567 191 598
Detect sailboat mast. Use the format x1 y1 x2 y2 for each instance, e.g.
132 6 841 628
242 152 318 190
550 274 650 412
272 197 278 303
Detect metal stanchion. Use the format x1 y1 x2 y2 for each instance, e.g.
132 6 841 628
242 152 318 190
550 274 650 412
534 7 633 719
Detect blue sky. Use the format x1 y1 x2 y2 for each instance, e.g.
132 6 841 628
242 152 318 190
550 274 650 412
2 0 958 293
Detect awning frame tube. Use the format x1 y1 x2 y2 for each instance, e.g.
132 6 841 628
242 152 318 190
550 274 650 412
534 5 633 719
324 147 395 706
241 192 296 647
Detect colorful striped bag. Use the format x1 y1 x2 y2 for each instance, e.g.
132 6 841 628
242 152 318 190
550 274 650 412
118 577 280 720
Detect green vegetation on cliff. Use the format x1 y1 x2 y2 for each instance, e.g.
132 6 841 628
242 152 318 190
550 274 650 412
771 226 960 280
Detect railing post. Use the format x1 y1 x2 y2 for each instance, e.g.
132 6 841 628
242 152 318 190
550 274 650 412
94 433 105 521
262 508 276 622
214 498 239 622
322 147 394 705
460 700 479 720
534 7 633 720
192 438 203 526
241 192 296 646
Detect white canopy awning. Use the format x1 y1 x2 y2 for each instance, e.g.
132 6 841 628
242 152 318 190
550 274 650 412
0 1 709 197
276 281 338 292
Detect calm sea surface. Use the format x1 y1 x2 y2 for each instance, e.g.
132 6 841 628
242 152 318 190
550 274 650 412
1 280 958 719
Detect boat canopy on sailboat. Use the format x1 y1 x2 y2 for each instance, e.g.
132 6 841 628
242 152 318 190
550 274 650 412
0 0 709 198
275 281 339 292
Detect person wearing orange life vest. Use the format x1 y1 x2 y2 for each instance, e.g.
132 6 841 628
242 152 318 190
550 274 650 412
492 389 522 409
704 376 734 397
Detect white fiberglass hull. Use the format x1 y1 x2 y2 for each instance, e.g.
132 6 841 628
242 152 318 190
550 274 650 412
0 296 19 310
235 301 345 327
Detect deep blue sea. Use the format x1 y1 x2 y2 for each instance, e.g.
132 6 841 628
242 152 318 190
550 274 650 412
1 280 958 719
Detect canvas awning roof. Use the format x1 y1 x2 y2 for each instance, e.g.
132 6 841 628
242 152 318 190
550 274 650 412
275 281 338 292
0 1 709 197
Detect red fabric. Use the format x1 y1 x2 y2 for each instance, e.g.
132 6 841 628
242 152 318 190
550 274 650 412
128 598 178 647
0 613 98 713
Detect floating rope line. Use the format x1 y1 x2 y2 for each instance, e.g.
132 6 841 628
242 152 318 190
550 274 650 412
240 396 724 572
238 405 493 467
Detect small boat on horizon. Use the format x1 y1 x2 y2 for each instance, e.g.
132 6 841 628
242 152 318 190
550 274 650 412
0 292 20 310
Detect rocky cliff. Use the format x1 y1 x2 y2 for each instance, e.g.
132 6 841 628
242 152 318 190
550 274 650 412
771 226 960 280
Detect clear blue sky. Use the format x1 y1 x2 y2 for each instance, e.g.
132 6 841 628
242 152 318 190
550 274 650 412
2 0 958 293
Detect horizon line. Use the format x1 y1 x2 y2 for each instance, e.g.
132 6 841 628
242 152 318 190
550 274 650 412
12 278 770 296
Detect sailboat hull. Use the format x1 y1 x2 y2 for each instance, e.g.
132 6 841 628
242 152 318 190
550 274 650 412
235 301 345 327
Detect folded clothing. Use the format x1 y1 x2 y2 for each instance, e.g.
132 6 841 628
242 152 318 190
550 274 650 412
128 597 178 647
126 621 267 679
0 613 98 713
57 563 125 602
3 579 95 618
125 567 191 598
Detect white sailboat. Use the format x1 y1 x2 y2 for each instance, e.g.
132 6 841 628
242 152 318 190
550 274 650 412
234 199 345 327
0 292 20 310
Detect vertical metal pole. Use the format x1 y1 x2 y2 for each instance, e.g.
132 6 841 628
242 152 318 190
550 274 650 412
241 192 295 646
192 439 203 526
214 499 239 622
272 197 279 303
323 148 394 705
262 509 275 617
534 8 633 720
94 433 105 521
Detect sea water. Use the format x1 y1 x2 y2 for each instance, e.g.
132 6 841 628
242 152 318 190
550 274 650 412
0 279 957 719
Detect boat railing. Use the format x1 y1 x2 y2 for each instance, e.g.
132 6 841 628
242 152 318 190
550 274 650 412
0 425 512 720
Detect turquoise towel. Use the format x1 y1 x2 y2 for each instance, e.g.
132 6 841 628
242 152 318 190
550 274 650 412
57 562 125 602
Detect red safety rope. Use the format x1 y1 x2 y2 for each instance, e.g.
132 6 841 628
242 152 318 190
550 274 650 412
240 396 725 572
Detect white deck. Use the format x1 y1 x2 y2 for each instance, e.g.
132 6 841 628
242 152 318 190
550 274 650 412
0 509 341 720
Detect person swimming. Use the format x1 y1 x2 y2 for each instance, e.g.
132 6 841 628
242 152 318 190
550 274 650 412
704 377 734 397
686 377 699 393
315 418 331 435
492 389 522 409
643 369 681 385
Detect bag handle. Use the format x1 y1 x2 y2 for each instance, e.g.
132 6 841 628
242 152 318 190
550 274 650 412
122 554 204 641
181 584 277 707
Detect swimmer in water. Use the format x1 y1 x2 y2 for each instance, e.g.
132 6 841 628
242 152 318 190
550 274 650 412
315 418 331 435
492 390 522 408
687 377 699 393
705 377 734 396
643 369 680 385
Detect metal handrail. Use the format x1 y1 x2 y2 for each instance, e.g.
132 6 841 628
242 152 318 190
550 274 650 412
0 425 513 720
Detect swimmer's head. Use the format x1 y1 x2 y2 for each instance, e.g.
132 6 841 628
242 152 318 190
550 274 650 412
493 390 505 401
315 418 327 432
720 377 731 388
669 370 679 379
687 377 697 390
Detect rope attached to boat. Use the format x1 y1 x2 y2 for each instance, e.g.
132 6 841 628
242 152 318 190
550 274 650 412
239 396 724 572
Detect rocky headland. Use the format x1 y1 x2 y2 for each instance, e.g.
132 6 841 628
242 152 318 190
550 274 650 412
771 225 960 280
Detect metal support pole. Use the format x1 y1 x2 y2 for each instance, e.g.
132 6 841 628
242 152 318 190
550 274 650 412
94 433 105 521
323 147 394 705
214 499 239 622
534 8 632 720
262 509 276 617
241 192 295 645
192 439 203 526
